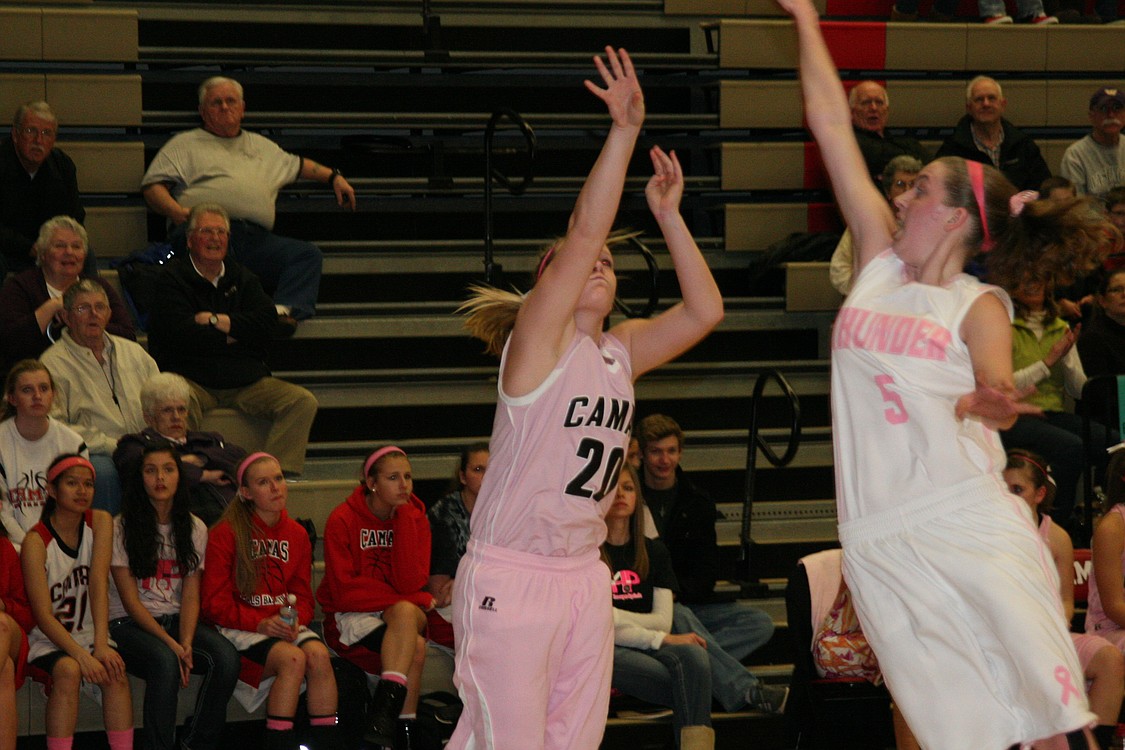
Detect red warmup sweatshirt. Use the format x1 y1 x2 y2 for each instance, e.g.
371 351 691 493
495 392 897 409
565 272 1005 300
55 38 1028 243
317 484 433 615
202 509 314 632
0 536 32 632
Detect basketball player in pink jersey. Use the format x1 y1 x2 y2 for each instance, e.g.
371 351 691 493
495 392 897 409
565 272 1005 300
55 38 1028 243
453 46 723 750
777 0 1118 746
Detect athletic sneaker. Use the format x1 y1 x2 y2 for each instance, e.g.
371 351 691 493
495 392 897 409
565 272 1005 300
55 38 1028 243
749 684 790 714
984 14 1014 22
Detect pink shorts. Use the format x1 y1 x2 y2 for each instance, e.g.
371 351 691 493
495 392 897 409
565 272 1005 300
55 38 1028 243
448 539 613 750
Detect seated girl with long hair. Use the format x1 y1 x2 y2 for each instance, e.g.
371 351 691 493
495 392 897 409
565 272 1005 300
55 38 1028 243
201 452 338 750
109 442 240 750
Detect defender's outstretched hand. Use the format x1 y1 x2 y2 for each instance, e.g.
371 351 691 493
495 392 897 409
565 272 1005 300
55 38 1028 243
645 146 684 223
775 0 818 18
955 378 1042 431
584 46 644 129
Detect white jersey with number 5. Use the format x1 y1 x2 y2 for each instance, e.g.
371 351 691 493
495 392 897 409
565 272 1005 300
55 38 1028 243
26 510 96 662
471 330 635 557
831 250 1011 524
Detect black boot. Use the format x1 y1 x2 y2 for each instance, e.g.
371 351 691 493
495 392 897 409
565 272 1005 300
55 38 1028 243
396 717 441 750
365 679 408 747
307 717 342 750
264 727 297 750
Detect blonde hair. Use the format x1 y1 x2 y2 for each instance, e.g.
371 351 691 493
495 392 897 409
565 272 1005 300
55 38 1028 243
459 229 641 357
223 454 277 599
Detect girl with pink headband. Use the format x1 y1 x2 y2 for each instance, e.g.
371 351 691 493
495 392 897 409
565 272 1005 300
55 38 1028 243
22 453 133 750
777 0 1119 746
455 46 722 750
201 452 340 750
316 446 434 748
1005 450 1125 749
1087 451 1125 655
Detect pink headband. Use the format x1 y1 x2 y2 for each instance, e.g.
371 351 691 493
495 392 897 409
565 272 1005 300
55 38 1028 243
1010 452 1056 487
236 452 275 488
966 160 994 253
536 244 561 280
364 446 407 478
47 456 96 484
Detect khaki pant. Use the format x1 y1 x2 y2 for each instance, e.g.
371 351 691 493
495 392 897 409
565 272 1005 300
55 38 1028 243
185 376 317 475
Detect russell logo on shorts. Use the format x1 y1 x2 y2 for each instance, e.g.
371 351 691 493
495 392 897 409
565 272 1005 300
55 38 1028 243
479 596 497 612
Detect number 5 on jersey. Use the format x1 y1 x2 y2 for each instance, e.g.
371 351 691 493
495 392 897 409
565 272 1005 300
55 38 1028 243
875 374 909 425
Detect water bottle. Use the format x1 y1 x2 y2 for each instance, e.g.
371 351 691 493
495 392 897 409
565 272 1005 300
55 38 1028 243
279 594 298 628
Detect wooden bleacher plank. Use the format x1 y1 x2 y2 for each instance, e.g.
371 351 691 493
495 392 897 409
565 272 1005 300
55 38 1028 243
720 78 1097 128
41 9 137 63
63 141 144 194
0 74 45 115
719 80 801 129
0 8 42 61
717 20 1124 74
45 74 142 127
84 206 147 258
725 202 841 252
965 24 1048 72
884 23 966 71
720 138 1081 190
1047 27 1125 72
664 0 826 15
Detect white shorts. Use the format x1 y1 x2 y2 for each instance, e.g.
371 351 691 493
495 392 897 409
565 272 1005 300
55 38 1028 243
333 611 385 648
217 626 321 712
839 475 1095 749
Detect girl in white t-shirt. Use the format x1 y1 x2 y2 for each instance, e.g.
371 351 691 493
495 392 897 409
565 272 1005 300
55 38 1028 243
0 360 87 548
109 443 239 750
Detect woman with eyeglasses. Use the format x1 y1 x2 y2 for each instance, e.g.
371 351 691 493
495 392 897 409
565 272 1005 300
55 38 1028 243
1078 268 1125 379
0 215 134 373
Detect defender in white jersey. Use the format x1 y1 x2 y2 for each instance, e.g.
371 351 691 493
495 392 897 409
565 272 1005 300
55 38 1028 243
777 0 1119 746
453 47 723 750
20 455 132 750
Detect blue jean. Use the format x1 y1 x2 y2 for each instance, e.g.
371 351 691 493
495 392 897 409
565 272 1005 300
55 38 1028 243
111 614 241 750
684 600 774 663
89 454 121 516
169 220 322 320
895 0 1044 16
1001 411 1113 525
672 603 760 712
612 643 712 733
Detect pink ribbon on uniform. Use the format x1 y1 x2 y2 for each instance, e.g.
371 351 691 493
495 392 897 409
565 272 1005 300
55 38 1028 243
1054 665 1081 706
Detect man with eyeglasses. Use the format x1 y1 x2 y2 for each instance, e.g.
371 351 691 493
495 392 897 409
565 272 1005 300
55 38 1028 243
0 101 87 277
849 81 930 185
145 204 318 479
1059 87 1125 201
40 278 159 516
141 76 356 331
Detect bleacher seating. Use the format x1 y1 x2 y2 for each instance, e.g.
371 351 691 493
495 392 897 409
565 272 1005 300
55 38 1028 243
5 0 1124 746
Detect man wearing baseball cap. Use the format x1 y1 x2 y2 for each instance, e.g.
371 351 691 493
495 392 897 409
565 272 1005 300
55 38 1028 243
1059 86 1125 200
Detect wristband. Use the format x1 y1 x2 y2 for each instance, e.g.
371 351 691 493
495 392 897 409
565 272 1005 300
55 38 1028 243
329 168 342 187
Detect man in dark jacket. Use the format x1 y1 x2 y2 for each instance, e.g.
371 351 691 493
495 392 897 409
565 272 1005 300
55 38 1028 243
146 203 317 476
936 76 1051 191
850 81 930 185
637 414 775 662
0 101 88 276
